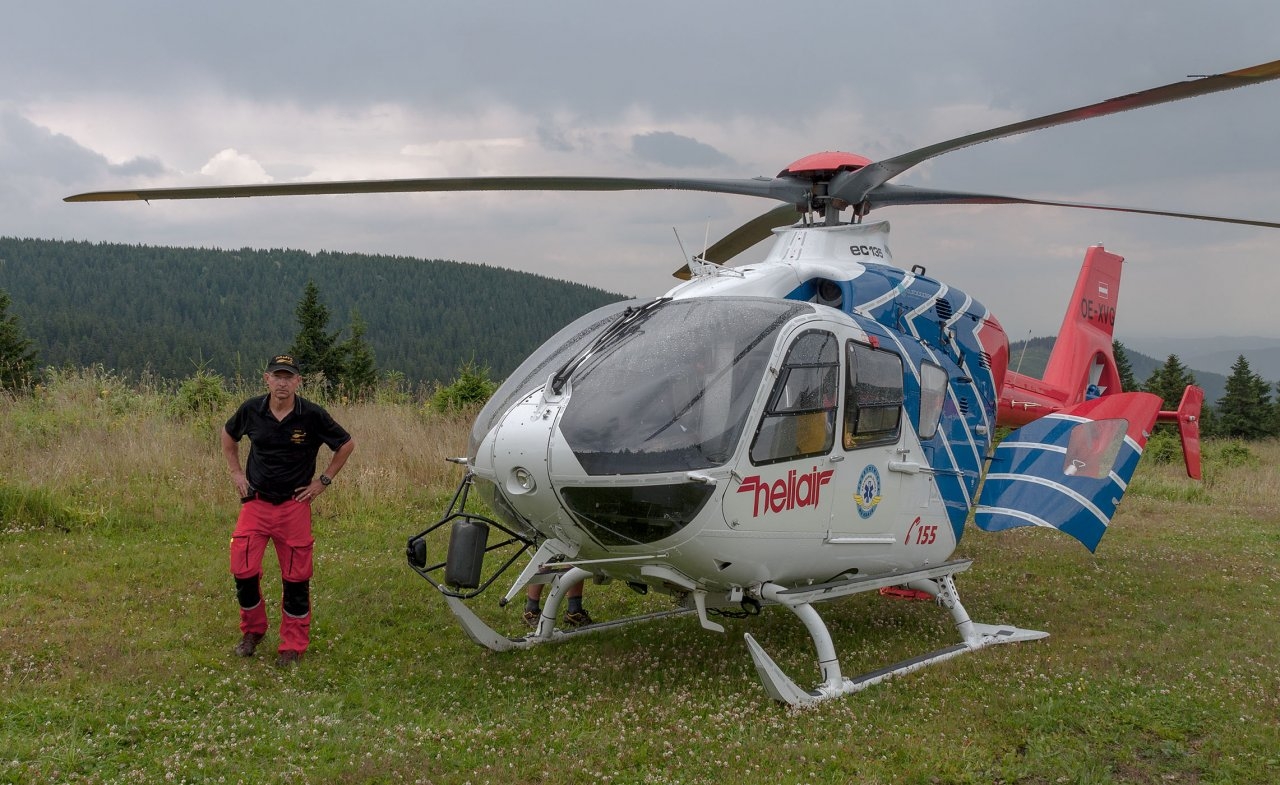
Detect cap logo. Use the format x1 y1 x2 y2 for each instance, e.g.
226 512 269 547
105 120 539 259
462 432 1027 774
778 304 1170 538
267 354 301 374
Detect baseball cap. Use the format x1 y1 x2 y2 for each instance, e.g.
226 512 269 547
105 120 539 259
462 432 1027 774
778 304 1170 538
267 354 301 375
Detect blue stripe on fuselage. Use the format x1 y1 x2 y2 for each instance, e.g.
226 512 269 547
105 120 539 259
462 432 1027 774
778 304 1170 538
785 265 999 541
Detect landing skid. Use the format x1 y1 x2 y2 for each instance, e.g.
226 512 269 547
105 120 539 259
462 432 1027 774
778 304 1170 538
443 560 1044 705
443 566 692 652
746 559 1047 706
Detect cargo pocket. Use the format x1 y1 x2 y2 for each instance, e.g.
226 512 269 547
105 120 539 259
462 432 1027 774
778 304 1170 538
284 540 315 582
229 534 253 577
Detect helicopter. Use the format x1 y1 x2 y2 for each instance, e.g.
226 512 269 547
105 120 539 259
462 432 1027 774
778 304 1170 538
68 56 1280 705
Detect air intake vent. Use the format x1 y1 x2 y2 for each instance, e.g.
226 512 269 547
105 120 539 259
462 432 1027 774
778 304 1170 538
958 397 971 415
978 351 992 370
935 298 953 321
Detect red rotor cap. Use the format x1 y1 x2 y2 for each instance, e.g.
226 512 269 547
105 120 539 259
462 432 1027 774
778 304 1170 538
779 151 872 178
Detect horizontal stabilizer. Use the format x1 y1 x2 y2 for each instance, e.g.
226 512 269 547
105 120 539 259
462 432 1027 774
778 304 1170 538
976 392 1162 551
1157 386 1204 479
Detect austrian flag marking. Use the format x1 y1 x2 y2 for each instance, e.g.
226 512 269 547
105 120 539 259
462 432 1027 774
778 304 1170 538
738 466 834 517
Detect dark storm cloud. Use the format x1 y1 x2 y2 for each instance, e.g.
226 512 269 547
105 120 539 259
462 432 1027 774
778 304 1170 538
0 3 781 114
631 132 735 169
0 1 1277 338
0 109 165 184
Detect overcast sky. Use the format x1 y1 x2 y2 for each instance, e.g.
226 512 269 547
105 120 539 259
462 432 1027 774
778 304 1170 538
3 1 1279 345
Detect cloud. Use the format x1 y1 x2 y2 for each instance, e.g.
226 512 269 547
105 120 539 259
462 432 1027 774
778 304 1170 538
111 156 166 178
199 148 272 184
0 108 115 183
535 125 577 154
630 131 735 169
2 1 1279 339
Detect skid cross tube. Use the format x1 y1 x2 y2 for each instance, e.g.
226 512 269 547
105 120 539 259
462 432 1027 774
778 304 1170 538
745 561 1048 706
444 563 695 653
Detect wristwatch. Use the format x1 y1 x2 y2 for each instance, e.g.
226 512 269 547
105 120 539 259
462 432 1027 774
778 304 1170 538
319 474 332 486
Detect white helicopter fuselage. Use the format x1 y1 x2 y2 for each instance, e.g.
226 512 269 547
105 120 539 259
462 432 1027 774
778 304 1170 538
468 222 989 596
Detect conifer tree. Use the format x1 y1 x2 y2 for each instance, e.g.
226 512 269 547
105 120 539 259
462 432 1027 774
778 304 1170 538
0 289 39 390
288 281 346 389
1216 355 1273 440
1272 381 1280 438
1143 354 1196 408
431 360 497 413
1197 401 1219 439
340 310 378 399
1112 340 1138 392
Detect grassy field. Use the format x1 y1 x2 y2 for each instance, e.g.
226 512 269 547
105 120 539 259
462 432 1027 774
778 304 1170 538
1 369 1277 784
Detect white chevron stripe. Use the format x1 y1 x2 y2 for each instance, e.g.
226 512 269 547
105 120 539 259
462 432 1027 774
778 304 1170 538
983 472 1111 528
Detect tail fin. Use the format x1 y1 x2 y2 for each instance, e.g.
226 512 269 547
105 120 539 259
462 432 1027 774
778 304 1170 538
997 246 1126 427
1040 245 1124 397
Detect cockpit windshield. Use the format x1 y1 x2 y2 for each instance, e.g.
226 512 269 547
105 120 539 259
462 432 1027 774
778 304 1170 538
469 299 641 460
558 297 812 475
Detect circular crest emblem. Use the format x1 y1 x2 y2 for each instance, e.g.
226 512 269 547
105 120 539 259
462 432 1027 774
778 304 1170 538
854 464 882 519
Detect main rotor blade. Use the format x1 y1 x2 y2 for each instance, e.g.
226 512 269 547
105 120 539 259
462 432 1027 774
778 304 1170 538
65 175 809 205
830 57 1280 206
865 183 1280 229
702 204 800 263
672 204 799 279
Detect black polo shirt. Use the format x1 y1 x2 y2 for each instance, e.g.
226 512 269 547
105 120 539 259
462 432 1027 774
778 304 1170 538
225 394 352 499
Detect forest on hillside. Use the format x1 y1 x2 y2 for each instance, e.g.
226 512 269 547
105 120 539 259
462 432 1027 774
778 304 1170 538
0 237 624 385
2 237 1273 431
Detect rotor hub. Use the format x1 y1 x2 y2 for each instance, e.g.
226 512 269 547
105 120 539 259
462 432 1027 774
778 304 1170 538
778 151 872 180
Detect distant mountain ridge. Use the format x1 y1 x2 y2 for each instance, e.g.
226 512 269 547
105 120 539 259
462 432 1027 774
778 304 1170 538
1123 336 1280 383
1008 336 1247 406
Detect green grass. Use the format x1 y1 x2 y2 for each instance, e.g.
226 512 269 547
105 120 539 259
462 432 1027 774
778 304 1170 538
1 370 1278 783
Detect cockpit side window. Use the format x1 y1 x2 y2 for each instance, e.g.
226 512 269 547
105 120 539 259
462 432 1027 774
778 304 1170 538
844 341 904 449
749 330 839 465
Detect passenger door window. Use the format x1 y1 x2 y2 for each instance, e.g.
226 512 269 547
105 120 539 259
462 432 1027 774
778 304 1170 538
918 361 948 440
844 341 904 449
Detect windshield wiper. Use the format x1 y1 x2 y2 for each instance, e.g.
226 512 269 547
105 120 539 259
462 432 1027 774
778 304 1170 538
550 297 669 394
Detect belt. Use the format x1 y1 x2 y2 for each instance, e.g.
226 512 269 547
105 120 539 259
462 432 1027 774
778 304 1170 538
241 489 293 505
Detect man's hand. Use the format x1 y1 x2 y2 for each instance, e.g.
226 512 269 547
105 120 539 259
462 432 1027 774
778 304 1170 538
294 479 327 503
230 469 250 498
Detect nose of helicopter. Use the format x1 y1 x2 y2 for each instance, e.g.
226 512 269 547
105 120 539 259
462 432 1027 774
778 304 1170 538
475 390 581 543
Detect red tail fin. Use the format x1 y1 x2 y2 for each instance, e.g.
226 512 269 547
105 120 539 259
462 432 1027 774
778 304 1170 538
1041 245 1124 396
998 246 1126 427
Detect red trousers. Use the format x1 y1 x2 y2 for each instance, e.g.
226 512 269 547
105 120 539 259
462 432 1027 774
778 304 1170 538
230 498 314 653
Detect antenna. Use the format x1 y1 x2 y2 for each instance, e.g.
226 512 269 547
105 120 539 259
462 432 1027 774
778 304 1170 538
1013 330 1032 375
672 227 690 263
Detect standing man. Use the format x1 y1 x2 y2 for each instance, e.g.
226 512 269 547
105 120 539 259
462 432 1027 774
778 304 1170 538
221 354 355 667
